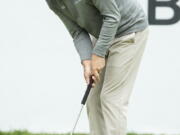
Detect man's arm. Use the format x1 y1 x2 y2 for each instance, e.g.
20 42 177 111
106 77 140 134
46 2 93 65
91 0 121 58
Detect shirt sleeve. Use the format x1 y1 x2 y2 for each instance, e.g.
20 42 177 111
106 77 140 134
91 0 121 58
46 1 93 64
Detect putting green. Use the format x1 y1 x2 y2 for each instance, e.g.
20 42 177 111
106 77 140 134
0 129 155 135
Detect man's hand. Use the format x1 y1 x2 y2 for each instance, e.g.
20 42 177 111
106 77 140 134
91 54 105 87
82 60 92 85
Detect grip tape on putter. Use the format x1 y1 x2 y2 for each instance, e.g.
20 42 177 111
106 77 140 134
81 76 94 105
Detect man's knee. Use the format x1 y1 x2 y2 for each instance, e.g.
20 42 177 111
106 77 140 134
100 90 129 108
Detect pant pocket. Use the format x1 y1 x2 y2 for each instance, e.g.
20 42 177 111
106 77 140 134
108 32 136 53
119 32 136 44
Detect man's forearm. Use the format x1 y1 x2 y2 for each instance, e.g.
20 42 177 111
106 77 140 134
73 30 94 64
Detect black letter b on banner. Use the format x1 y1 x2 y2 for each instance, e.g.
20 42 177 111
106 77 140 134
148 0 180 25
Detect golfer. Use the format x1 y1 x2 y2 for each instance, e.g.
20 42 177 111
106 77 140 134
46 0 149 134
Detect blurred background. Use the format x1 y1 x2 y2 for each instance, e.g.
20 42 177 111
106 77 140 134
0 0 180 134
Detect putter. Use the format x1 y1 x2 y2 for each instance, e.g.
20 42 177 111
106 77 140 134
70 76 94 135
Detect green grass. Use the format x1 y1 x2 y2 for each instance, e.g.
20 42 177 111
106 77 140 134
0 129 157 135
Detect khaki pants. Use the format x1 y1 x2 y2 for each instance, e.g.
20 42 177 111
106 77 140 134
87 27 149 135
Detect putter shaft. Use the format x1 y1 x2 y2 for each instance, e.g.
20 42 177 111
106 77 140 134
70 105 84 135
70 76 94 135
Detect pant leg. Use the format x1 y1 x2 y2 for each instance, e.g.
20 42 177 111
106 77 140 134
86 35 108 135
100 27 149 135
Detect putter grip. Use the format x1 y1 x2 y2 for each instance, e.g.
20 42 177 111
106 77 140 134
81 76 94 105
